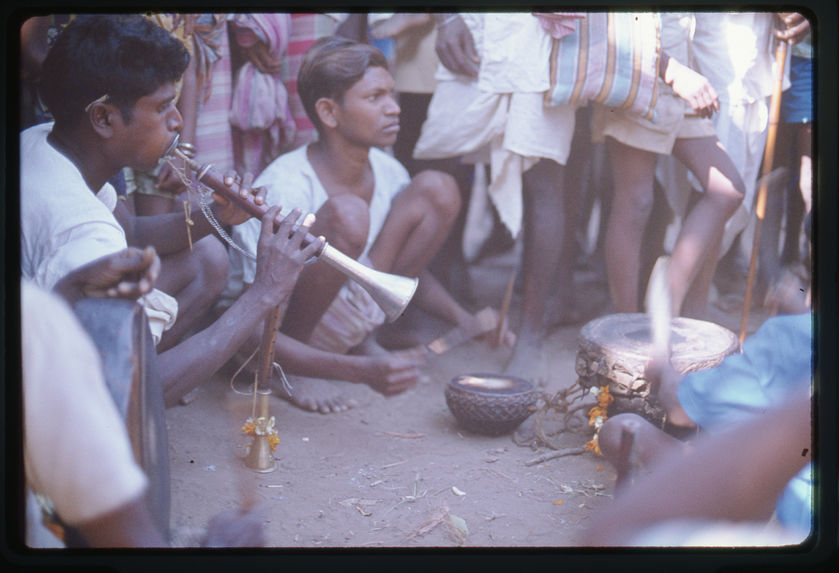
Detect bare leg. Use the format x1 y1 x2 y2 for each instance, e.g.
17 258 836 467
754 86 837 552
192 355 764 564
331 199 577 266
280 194 370 343
670 137 745 317
368 170 471 337
504 159 566 382
367 170 461 278
603 139 658 313
549 121 590 326
155 235 229 351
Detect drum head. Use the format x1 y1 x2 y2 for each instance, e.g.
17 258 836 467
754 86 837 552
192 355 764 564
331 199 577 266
576 313 738 422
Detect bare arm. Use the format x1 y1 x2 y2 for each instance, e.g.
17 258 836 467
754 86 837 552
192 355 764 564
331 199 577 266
434 14 479 78
660 51 720 118
75 492 266 547
584 390 811 545
53 246 160 304
73 493 167 547
270 330 426 397
158 207 323 406
113 171 267 256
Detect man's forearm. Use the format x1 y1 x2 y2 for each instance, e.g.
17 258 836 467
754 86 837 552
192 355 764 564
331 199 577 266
158 284 277 406
126 209 220 256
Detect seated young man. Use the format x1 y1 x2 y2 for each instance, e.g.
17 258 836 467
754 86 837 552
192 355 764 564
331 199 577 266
231 36 499 413
20 14 324 406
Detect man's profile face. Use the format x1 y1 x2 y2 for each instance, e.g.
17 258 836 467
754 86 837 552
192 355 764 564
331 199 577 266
333 66 401 148
111 83 183 171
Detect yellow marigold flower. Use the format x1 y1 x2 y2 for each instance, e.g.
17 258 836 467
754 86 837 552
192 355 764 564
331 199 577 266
268 432 281 451
241 420 256 436
597 385 614 407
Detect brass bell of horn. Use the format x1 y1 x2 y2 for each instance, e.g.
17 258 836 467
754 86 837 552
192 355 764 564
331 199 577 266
318 245 418 323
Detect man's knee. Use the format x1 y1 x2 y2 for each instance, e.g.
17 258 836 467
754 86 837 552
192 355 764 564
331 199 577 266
598 413 648 461
193 235 229 296
315 194 370 257
411 170 461 221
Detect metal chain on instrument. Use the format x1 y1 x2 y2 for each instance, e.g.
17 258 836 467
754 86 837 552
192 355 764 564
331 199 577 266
165 155 256 261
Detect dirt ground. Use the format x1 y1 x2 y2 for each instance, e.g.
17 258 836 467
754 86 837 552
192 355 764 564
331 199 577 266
165 243 774 549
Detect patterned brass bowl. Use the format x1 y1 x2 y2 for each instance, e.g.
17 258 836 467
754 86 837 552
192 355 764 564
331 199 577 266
445 374 540 436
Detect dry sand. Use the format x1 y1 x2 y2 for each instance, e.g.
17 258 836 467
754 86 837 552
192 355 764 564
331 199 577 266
165 245 772 548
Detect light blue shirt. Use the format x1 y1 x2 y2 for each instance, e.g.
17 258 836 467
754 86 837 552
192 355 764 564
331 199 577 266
678 313 813 537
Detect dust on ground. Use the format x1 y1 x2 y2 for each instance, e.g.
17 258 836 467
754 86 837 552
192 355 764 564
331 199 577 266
165 246 771 548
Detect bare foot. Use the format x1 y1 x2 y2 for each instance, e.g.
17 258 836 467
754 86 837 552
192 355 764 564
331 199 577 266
229 348 358 414
270 373 358 414
503 336 548 387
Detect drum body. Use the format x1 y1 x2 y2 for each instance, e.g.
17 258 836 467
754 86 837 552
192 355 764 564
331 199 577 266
575 313 739 426
73 299 170 541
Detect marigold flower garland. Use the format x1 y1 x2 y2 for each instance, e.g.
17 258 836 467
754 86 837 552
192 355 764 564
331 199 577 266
242 415 281 451
584 385 614 455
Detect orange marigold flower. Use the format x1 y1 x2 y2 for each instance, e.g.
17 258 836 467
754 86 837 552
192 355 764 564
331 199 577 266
597 385 614 407
585 437 603 456
241 421 256 435
268 432 281 451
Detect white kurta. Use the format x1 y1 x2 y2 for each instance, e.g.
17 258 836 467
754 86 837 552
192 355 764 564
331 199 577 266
20 123 178 343
413 13 576 240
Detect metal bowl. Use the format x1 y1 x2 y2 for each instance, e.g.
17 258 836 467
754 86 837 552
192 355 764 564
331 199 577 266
445 374 540 436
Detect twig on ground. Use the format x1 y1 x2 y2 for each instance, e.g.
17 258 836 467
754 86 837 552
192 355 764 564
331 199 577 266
525 446 587 466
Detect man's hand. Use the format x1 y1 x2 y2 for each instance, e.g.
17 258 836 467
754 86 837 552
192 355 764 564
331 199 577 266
365 347 427 396
154 161 187 196
646 356 695 429
202 505 266 547
54 246 161 304
663 55 720 119
250 206 324 308
775 12 810 46
434 14 480 78
210 170 268 227
242 41 284 75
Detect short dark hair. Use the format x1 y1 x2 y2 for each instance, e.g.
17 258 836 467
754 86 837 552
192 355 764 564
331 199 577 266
297 36 390 135
39 14 189 128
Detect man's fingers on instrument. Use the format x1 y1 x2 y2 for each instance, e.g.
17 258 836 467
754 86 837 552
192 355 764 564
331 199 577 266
252 184 267 205
276 207 303 234
260 205 284 236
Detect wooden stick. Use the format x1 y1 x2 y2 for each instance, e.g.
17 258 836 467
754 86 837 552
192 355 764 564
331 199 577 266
494 264 518 346
739 38 788 348
252 303 284 417
525 446 586 466
426 306 498 354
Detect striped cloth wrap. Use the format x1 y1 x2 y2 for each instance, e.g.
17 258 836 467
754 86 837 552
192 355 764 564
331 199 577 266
543 12 662 121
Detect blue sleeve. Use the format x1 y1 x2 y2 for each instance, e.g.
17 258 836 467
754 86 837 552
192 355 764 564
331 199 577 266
677 313 812 431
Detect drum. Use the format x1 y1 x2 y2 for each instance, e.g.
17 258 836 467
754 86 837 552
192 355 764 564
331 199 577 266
73 299 170 541
575 313 739 426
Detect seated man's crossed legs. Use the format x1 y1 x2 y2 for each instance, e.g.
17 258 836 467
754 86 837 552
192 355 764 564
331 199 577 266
254 169 463 414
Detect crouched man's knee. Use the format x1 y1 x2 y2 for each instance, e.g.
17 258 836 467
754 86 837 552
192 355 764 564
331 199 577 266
315 194 370 258
412 170 461 221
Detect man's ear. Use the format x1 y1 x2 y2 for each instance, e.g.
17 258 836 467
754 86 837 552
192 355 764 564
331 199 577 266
88 102 117 138
314 97 339 130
